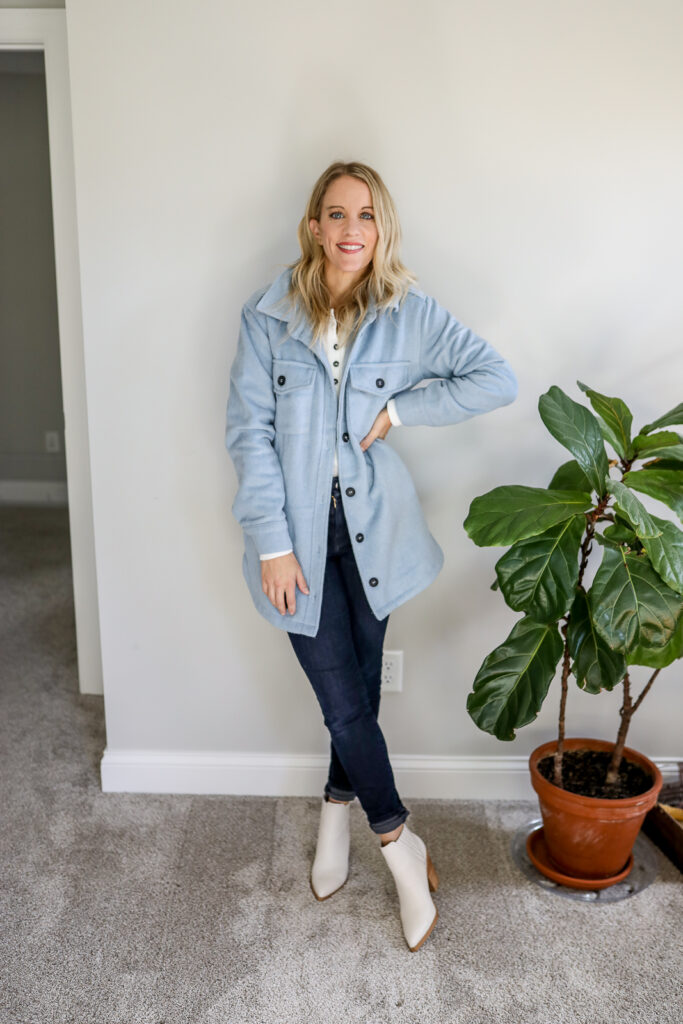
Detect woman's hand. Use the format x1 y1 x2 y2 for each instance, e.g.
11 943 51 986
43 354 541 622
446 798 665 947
261 552 309 616
360 407 392 451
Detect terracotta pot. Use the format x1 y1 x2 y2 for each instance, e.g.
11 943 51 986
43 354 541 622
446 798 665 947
529 737 663 880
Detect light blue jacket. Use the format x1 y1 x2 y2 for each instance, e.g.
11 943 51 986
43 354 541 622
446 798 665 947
225 266 518 636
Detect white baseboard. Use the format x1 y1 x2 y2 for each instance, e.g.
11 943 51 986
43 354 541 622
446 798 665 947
100 749 681 799
0 479 68 505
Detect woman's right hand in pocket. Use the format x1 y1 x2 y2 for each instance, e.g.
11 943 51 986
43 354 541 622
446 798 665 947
261 552 310 616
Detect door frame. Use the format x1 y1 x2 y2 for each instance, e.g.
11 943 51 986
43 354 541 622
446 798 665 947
1 9 102 695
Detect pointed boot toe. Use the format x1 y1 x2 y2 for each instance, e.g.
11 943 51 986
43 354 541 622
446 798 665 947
310 796 352 900
380 823 439 951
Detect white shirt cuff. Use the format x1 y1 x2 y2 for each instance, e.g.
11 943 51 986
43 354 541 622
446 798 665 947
259 548 293 560
386 398 402 427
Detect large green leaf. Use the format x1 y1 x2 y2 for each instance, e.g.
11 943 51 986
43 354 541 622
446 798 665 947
494 516 584 622
567 588 626 693
640 402 683 435
632 431 683 463
577 381 633 459
629 611 683 668
605 480 661 539
548 459 593 493
463 486 593 547
466 617 563 740
624 464 683 522
538 386 610 496
645 514 683 596
589 547 683 653
597 494 683 593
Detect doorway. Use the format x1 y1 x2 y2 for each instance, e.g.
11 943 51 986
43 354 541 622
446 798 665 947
0 10 102 696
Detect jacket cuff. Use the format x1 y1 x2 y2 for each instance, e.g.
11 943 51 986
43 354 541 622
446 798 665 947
260 548 293 560
390 387 428 427
246 520 294 558
386 397 403 427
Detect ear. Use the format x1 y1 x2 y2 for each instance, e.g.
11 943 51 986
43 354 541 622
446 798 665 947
309 217 321 243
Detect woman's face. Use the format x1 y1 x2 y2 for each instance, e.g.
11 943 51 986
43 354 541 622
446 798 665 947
309 175 379 292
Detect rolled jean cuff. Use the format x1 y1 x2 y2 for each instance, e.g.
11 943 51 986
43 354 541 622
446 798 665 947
368 807 410 835
324 784 357 802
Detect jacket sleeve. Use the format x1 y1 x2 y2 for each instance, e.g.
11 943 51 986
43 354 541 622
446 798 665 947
225 303 294 557
390 294 518 427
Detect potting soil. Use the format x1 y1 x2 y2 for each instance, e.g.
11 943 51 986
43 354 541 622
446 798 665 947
537 749 653 799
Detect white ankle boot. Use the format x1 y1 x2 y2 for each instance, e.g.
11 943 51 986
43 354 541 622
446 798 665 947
380 823 439 951
310 796 352 900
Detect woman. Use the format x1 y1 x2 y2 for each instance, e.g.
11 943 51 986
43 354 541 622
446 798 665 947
225 160 517 952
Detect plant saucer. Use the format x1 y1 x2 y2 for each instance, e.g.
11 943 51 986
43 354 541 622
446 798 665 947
526 824 634 890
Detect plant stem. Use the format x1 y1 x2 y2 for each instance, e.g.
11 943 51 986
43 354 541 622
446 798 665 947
553 618 571 788
605 667 661 787
606 672 632 787
577 518 597 588
554 497 614 790
553 510 600 790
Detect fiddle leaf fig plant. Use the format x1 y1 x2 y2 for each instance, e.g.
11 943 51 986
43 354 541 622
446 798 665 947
463 383 683 791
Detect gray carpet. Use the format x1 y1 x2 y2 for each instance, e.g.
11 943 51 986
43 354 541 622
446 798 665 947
1 505 681 1024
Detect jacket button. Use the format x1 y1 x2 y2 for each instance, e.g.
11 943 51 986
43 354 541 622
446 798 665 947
369 577 378 587
333 343 338 349
376 378 385 388
277 375 286 386
333 361 339 367
345 487 355 496
333 378 338 385
356 533 364 542
342 432 349 442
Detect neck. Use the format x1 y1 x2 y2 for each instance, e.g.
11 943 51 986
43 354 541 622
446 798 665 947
324 262 366 308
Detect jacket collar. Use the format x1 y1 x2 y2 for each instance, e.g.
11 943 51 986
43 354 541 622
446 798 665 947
255 265 400 346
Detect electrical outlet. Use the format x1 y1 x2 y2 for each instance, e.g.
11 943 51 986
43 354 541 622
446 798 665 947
45 431 60 453
381 649 403 693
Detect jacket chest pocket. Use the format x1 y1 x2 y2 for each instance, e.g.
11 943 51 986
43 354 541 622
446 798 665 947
346 360 413 436
273 359 316 434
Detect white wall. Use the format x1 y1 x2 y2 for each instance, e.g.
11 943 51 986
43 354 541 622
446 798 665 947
63 0 683 792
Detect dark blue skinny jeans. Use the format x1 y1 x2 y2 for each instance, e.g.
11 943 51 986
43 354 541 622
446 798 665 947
287 476 410 835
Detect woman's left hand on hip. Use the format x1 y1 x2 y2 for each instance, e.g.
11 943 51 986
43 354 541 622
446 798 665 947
360 408 392 451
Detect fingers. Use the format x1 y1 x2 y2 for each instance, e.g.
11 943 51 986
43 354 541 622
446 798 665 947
265 580 289 616
360 407 392 451
284 579 297 616
297 567 310 596
261 555 309 616
360 426 382 450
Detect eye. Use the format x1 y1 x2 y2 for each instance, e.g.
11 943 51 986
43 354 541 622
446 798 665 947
361 212 374 219
330 211 343 219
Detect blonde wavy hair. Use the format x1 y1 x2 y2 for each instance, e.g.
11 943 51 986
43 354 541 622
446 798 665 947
273 161 418 349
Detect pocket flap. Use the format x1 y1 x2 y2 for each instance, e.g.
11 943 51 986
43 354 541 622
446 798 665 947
273 360 316 393
348 360 413 395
